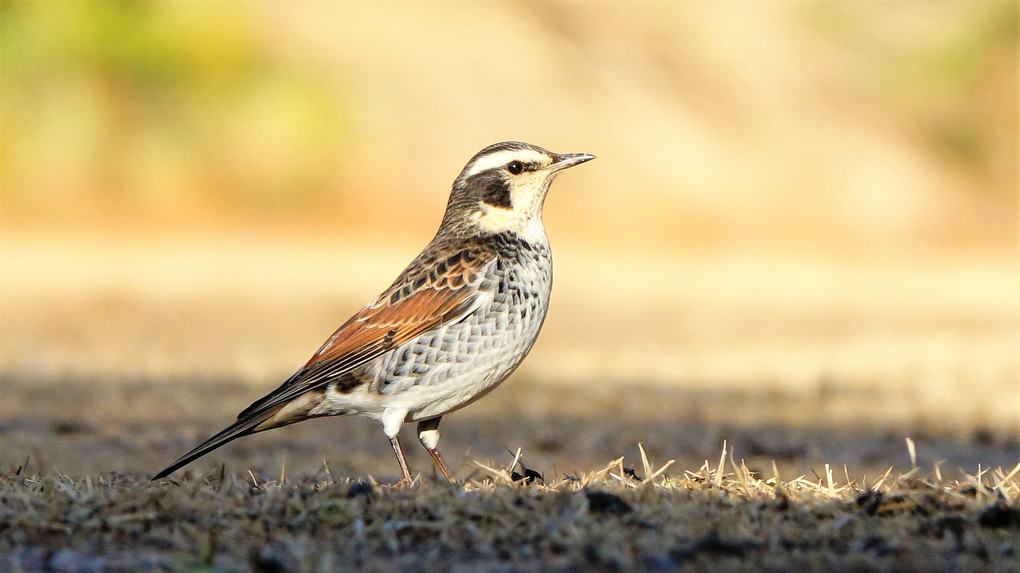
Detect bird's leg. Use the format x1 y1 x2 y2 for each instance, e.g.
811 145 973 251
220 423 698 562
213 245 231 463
383 408 413 484
417 417 455 482
388 435 413 483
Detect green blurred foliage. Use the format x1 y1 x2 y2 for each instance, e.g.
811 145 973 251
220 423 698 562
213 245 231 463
803 2 1016 186
1 1 352 220
0 1 1014 246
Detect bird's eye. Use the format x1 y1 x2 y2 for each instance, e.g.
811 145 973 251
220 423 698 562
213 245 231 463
507 160 524 175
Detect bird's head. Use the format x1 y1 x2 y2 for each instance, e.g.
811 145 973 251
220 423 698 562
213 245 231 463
440 141 595 242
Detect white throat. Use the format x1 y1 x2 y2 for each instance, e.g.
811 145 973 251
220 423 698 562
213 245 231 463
471 204 549 245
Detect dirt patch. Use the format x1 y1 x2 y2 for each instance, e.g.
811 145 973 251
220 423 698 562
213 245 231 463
2 372 1018 571
2 454 1017 572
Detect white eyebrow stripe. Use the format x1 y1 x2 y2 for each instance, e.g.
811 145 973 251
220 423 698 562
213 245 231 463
459 149 549 180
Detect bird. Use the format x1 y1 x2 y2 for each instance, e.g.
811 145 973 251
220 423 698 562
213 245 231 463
153 141 595 482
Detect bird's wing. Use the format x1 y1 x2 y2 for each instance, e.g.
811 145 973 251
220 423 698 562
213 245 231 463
152 249 497 480
235 255 496 420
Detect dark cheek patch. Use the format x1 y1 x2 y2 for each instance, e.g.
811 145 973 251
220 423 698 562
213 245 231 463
474 173 513 209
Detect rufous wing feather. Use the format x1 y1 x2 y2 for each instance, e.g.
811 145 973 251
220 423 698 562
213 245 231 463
234 257 495 421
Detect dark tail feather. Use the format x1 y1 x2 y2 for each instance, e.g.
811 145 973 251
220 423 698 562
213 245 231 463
152 407 282 480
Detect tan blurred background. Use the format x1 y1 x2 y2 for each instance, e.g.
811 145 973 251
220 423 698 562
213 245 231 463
1 2 1017 477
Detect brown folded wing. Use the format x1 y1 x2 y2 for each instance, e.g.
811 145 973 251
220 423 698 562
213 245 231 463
235 257 494 421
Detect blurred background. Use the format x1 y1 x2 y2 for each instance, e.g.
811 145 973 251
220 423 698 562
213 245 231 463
2 2 1016 479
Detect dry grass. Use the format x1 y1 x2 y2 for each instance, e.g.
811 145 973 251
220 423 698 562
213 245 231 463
2 444 1018 572
3 369 1016 571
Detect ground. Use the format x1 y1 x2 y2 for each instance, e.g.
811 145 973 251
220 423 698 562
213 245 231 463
1 375 1018 572
1 234 1017 571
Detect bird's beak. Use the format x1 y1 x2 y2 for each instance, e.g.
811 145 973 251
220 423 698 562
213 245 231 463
549 152 596 172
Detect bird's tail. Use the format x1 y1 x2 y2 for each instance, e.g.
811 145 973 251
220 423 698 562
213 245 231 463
152 405 286 480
